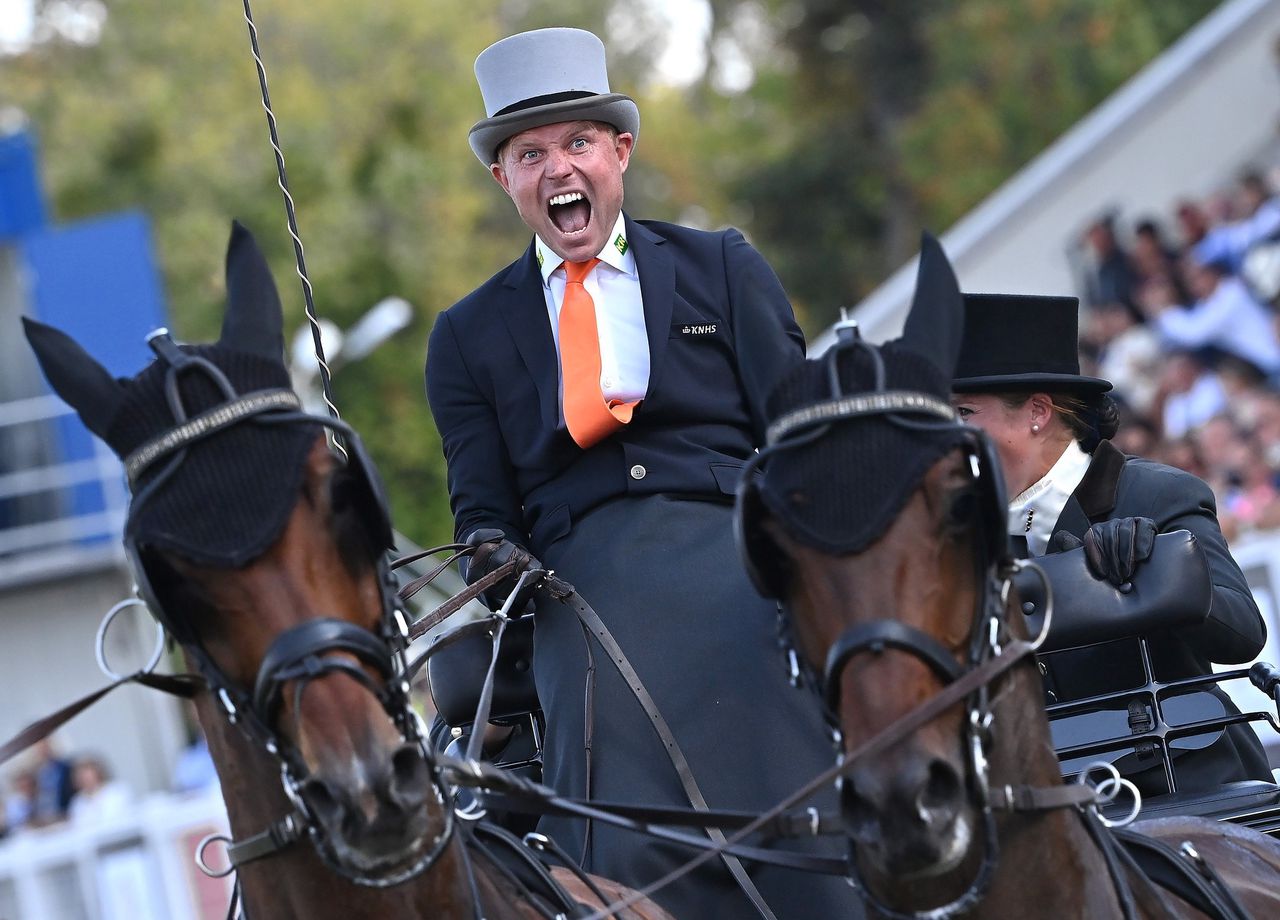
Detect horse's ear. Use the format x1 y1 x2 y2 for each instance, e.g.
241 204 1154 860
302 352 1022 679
220 220 285 362
899 232 964 378
22 317 126 440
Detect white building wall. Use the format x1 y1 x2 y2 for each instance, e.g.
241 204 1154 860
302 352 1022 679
0 561 188 798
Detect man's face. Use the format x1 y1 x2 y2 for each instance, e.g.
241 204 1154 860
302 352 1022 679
491 121 633 264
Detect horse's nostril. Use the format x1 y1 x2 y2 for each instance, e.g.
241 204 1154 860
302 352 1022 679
919 759 963 823
389 744 430 809
302 776 341 822
840 778 882 843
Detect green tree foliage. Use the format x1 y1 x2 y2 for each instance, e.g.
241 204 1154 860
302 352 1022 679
697 0 1219 331
3 0 619 546
1 0 1220 545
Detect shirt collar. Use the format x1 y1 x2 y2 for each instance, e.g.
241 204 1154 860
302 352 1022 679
536 212 634 286
1007 439 1093 556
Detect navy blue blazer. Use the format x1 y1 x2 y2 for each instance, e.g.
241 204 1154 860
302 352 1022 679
426 215 805 555
1040 441 1270 791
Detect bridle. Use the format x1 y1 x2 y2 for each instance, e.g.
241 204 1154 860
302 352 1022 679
124 329 453 888
736 323 1065 920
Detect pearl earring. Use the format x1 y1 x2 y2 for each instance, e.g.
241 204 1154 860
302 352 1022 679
1031 424 1040 433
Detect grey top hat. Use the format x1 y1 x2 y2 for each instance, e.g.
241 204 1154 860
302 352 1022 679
469 28 640 166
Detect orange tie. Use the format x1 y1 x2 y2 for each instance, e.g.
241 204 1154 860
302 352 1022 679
559 259 637 448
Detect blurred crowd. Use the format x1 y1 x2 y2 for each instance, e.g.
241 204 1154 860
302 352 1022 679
1077 166 1280 542
0 740 130 837
0 726 217 840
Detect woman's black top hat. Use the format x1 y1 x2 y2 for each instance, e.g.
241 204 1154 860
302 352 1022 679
952 293 1112 394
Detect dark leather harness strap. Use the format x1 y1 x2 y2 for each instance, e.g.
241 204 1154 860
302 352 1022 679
405 559 517 641
987 783 1097 812
1112 828 1254 920
541 574 781 920
575 637 1039 920
823 620 965 710
0 671 203 766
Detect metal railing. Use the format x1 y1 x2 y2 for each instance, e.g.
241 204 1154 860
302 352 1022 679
0 788 231 920
0 394 127 559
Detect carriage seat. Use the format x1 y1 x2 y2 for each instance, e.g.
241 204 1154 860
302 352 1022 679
1105 779 1280 835
1015 530 1210 654
428 615 542 728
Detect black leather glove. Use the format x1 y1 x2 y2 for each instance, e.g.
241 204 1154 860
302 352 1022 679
1046 530 1084 554
1055 517 1157 587
464 528 542 610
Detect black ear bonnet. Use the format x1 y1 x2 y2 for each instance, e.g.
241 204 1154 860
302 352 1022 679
22 222 395 641
734 233 1009 599
113 343 322 568
737 343 979 597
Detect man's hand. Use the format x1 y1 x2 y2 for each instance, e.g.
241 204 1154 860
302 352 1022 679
1072 517 1158 587
464 528 542 609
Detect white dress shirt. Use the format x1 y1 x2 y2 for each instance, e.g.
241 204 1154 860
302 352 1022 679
1008 439 1093 556
536 213 650 404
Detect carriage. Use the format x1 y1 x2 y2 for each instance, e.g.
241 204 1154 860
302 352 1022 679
425 533 1280 841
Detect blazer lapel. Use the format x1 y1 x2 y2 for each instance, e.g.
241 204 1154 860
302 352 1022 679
1052 497 1091 541
499 243 560 429
628 215 673 400
1053 440 1127 537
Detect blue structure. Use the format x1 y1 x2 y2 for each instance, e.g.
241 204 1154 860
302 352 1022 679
0 130 47 238
1 127 167 549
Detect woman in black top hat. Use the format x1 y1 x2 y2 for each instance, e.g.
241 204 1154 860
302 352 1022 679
951 293 1270 796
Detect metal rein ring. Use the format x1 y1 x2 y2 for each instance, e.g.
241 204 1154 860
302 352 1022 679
95 597 166 681
195 833 236 878
1075 760 1143 828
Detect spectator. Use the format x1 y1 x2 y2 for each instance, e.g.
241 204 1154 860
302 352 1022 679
1175 200 1211 248
1081 215 1138 309
1156 351 1227 440
1140 254 1280 378
29 739 74 827
1131 217 1186 293
1085 299 1162 415
67 756 132 826
1111 412 1158 459
172 732 218 795
2 771 38 836
1219 432 1280 533
1194 171 1280 273
1154 436 1208 479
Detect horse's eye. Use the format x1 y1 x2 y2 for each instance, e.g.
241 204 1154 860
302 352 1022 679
946 488 979 532
329 472 358 513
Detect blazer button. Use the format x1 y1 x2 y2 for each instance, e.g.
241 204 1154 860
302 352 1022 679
630 464 647 480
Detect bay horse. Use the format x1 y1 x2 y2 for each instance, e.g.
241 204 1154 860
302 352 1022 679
736 236 1280 918
23 222 670 920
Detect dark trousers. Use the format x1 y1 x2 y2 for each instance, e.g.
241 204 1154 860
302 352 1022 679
533 495 861 919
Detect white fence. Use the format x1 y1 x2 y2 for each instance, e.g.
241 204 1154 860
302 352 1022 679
0 789 231 920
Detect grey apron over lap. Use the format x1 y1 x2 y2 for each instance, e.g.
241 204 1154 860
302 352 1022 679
532 495 862 920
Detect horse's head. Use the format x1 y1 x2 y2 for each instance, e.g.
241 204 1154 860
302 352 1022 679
737 237 1042 909
24 223 444 885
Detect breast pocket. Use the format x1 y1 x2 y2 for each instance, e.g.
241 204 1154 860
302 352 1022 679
669 320 721 340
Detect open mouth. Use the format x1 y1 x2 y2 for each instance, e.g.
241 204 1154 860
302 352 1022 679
548 191 591 235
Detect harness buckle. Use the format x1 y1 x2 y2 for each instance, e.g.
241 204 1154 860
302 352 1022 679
787 648 802 687
392 607 411 642
217 687 239 724
280 763 312 822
